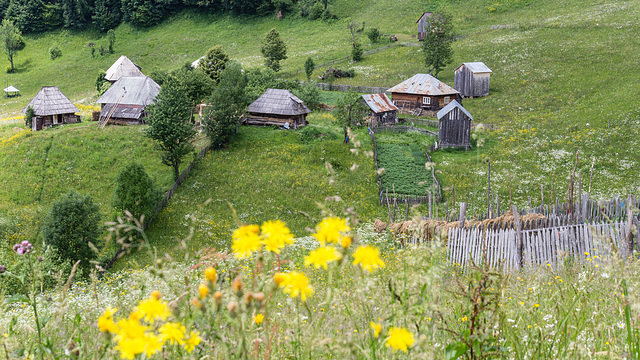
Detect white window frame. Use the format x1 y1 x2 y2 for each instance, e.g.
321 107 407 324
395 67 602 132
422 96 431 105
444 96 451 104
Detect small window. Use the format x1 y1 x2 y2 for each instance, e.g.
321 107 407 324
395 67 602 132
444 96 451 104
422 97 431 105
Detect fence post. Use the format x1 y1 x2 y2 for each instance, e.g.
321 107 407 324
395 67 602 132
627 194 635 257
512 205 523 269
459 202 467 229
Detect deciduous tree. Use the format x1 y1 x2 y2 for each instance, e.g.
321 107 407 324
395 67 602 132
423 11 454 78
0 20 24 73
304 57 315 81
199 45 229 84
261 28 287 72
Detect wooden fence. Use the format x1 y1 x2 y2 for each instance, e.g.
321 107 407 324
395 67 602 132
371 126 437 136
313 83 389 94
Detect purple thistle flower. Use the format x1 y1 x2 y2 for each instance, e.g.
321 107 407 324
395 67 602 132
0 265 5 274
13 241 33 256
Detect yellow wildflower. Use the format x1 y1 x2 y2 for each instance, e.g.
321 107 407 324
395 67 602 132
261 220 294 253
159 322 186 345
276 271 314 301
254 313 265 325
273 272 287 287
199 283 209 299
134 296 171 324
304 246 342 269
313 217 350 244
151 290 161 300
184 331 201 353
370 322 382 338
534 304 540 308
98 307 118 333
341 236 352 248
142 333 163 356
205 267 218 283
353 245 385 272
385 327 414 352
232 225 261 259
114 316 149 359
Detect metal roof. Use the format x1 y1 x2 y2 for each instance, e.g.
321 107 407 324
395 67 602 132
100 103 145 120
454 62 492 73
3 86 19 92
247 89 311 116
97 76 161 106
362 93 398 113
21 86 79 116
105 55 144 82
388 74 459 96
437 100 473 121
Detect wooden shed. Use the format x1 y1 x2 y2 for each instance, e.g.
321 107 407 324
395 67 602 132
388 73 461 112
21 86 80 131
437 100 472 150
105 55 144 83
454 62 492 98
361 93 398 127
96 76 160 125
417 12 432 41
245 89 311 129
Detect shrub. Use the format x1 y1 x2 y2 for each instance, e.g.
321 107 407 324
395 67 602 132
351 41 363 62
112 163 161 223
293 83 321 110
49 45 62 60
299 125 338 143
24 106 34 128
41 191 101 273
309 2 323 19
366 28 381 44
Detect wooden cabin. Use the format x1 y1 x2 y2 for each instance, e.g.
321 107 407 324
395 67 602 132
105 55 144 83
416 12 432 41
96 76 160 125
245 89 311 129
388 74 461 112
361 93 398 127
21 86 80 131
437 100 472 150
454 62 492 98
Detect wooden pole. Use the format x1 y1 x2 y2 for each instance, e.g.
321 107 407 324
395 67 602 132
428 191 432 218
551 171 555 204
512 205 523 269
459 202 467 229
509 173 513 209
487 159 491 219
589 157 595 194
385 189 391 223
627 194 635 257
541 184 544 209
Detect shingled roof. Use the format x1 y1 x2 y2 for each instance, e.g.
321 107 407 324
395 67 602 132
247 89 311 116
105 55 144 82
388 74 459 96
97 76 161 106
21 86 79 116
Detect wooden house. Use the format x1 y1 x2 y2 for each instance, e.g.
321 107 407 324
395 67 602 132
361 93 398 127
437 100 472 150
417 12 432 41
96 76 161 125
21 86 80 131
245 89 311 129
454 62 492 98
105 55 144 83
388 73 461 112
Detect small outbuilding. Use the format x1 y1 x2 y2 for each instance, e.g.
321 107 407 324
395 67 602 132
454 62 492 98
4 85 19 98
21 86 80 131
105 55 144 83
388 73 461 112
96 76 161 125
361 93 398 127
245 89 311 129
437 100 472 150
416 12 433 41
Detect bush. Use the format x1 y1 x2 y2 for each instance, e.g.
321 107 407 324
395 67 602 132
366 28 381 44
299 125 338 143
293 83 321 110
0 244 73 295
351 41 363 62
112 163 161 223
309 2 323 19
24 106 34 128
49 45 62 60
41 191 102 273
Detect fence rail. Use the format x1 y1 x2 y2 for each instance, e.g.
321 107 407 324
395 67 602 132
371 126 437 136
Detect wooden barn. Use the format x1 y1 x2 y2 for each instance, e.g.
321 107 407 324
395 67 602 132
105 55 144 83
245 89 311 129
416 12 432 41
388 73 461 112
437 100 472 150
361 93 398 127
96 76 161 125
454 62 492 98
21 86 80 131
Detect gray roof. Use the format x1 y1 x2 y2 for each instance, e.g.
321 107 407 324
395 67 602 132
247 89 311 116
4 85 19 93
437 100 473 121
455 62 492 73
21 86 79 116
362 93 398 113
105 55 144 82
388 74 459 96
100 103 145 120
97 76 161 106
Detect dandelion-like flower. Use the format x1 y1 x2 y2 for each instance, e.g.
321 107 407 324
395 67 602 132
198 283 209 299
353 245 385 272
115 316 149 359
205 267 218 283
159 322 186 345
254 313 264 325
312 217 350 245
134 296 171 324
261 220 294 253
275 271 314 301
141 333 163 356
98 307 119 333
304 246 342 270
370 322 382 338
232 225 262 259
184 331 201 353
385 327 414 352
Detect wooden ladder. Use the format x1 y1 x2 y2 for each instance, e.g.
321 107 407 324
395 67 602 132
98 89 126 129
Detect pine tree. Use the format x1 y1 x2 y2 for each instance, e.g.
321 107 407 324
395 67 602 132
203 62 246 148
93 0 123 32
261 28 287 72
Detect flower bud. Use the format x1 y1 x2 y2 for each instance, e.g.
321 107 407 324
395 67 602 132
213 291 223 306
205 267 218 283
227 301 238 317
253 292 265 303
38 256 44 262
0 265 5 274
232 276 244 297
151 290 162 300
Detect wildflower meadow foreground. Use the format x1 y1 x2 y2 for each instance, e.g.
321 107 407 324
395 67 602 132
2 214 640 359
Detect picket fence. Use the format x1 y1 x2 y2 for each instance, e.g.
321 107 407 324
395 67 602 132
445 221 637 272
